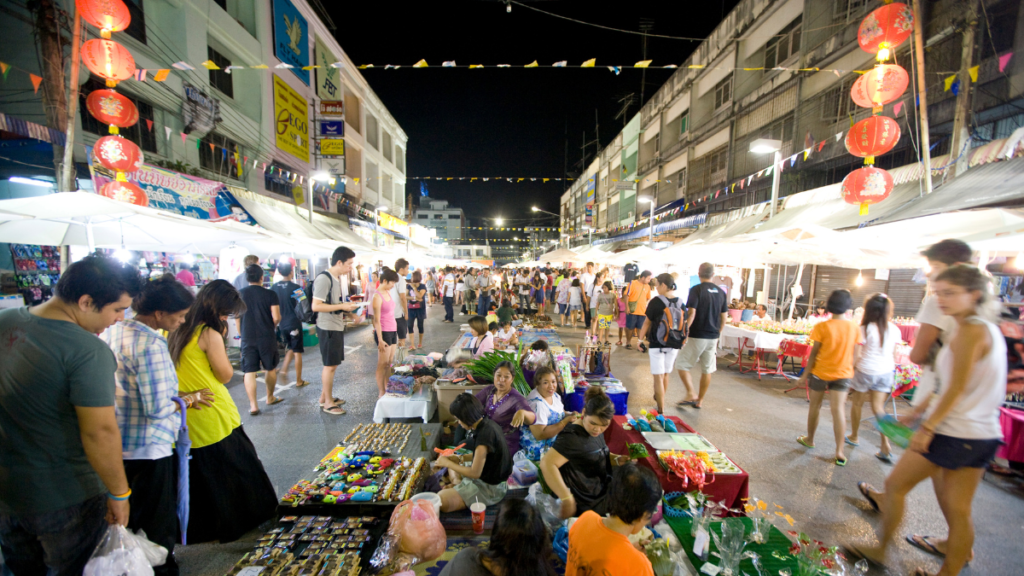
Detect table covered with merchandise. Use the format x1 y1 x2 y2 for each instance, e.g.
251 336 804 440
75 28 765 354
604 416 749 512
997 407 1024 464
896 321 921 345
372 354 442 423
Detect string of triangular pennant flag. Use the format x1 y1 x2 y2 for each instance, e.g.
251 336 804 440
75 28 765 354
409 176 571 182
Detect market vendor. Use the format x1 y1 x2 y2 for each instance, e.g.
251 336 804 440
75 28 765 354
540 387 631 518
434 393 513 512
467 361 535 455
521 367 580 460
750 304 770 322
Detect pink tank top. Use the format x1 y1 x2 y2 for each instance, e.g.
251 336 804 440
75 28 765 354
379 293 397 332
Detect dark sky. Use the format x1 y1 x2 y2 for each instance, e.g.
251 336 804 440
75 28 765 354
327 0 740 226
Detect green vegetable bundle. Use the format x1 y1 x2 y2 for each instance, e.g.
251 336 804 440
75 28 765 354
463 341 531 396
627 443 649 459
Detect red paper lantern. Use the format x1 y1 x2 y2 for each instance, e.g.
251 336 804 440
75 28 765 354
842 166 894 215
76 0 131 38
81 39 135 86
94 135 144 173
850 64 909 108
858 3 913 55
845 115 901 161
85 89 138 129
100 181 148 207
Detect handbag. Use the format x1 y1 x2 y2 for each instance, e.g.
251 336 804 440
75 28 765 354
627 282 639 314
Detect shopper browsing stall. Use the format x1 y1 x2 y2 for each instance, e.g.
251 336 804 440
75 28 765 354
564 462 660 576
520 367 579 460
540 387 630 518
568 279 585 329
434 393 513 512
271 262 309 389
391 259 410 349
438 498 557 576
471 361 535 455
0 255 142 575
372 269 400 398
167 280 277 544
312 247 363 416
676 263 729 409
847 293 902 461
236 264 282 416
638 273 686 415
103 274 210 576
442 268 456 322
795 289 860 466
407 270 428 350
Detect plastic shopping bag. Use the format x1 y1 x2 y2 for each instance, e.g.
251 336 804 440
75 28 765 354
526 482 562 533
84 525 161 576
370 499 447 573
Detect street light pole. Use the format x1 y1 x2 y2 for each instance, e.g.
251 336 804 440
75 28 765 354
749 138 783 220
638 196 655 248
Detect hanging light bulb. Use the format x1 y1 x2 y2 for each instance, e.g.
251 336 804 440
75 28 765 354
114 248 132 263
855 272 864 287
876 42 890 62
506 1 511 13
1014 252 1023 269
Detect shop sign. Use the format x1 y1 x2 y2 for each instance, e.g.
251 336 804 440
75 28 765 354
273 74 309 162
272 0 309 85
319 138 345 157
319 120 344 136
584 177 595 225
291 185 305 206
319 101 344 116
322 157 345 176
181 82 221 135
378 211 409 236
614 181 634 191
91 162 255 224
314 35 340 100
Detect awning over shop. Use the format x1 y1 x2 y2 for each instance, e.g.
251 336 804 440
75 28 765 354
229 187 325 240
349 217 409 240
594 212 705 245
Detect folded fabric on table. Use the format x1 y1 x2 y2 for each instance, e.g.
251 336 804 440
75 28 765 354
387 375 417 396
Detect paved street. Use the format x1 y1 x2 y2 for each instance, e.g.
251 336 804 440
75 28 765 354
180 304 1024 576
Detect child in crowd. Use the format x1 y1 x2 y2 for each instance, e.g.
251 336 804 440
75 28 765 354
486 300 499 325
847 293 902 462
488 321 500 338
434 394 513 512
496 320 518 348
795 289 861 466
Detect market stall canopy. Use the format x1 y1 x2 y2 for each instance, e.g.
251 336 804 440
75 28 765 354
0 192 298 256
839 208 1024 257
606 245 661 266
537 248 588 264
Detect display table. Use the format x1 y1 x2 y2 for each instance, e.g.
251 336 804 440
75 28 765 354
719 325 794 379
997 407 1024 464
604 416 749 512
897 322 920 346
665 515 800 576
373 385 438 423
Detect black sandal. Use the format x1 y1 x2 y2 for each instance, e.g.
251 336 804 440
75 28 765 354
857 481 880 513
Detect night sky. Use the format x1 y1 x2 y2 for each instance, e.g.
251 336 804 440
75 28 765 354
329 0 740 227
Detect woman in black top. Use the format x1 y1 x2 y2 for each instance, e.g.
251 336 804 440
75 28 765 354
540 387 631 518
434 393 513 513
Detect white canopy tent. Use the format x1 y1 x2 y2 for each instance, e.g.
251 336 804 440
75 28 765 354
536 248 588 264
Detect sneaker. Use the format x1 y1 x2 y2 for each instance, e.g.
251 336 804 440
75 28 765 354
459 312 466 316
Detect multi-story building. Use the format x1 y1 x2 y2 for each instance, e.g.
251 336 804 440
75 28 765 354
561 0 1024 247
413 196 465 241
0 0 408 218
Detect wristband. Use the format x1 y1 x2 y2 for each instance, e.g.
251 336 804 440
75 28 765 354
108 489 131 501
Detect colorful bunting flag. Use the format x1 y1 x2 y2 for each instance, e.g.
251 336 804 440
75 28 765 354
968 65 978 83
0 62 8 80
172 62 195 70
413 59 428 68
525 60 538 68
200 60 220 70
944 75 956 91
153 69 170 81
581 58 596 68
553 61 567 67
442 61 456 67
145 119 153 131
893 101 904 117
164 126 171 140
999 52 1013 73
635 60 652 68
29 73 42 94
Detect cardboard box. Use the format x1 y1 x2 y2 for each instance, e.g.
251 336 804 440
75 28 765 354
434 381 488 424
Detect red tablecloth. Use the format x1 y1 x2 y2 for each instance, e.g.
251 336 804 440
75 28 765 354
897 323 920 346
996 407 1024 464
604 416 750 513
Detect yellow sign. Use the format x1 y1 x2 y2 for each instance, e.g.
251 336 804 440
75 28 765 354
320 139 345 157
378 212 409 236
291 185 305 206
273 74 309 162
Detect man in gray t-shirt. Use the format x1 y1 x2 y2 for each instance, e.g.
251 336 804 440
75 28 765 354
391 259 410 348
0 254 142 575
312 247 361 415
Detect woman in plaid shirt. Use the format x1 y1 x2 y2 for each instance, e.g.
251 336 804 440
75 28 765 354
103 275 212 576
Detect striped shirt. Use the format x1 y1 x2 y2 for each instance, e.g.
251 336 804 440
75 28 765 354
101 319 181 454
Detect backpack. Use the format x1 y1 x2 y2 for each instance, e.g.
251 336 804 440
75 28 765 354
297 271 333 325
654 295 687 349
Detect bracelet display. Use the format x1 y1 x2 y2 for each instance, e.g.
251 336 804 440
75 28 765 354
108 489 131 501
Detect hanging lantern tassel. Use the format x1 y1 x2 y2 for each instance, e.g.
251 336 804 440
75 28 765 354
860 202 870 216
115 171 127 182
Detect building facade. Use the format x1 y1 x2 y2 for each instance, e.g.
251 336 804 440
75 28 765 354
414 196 465 241
0 0 408 218
561 0 1024 246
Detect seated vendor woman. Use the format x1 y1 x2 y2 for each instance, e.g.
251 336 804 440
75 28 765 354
471 361 535 455
521 366 579 461
434 393 513 512
540 387 631 518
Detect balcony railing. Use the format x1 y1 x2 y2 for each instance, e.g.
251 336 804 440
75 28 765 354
639 156 661 176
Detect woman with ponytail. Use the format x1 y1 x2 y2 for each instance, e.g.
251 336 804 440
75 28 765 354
847 293 902 461
540 386 631 519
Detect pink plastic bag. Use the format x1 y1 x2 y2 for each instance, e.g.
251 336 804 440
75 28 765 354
370 499 447 572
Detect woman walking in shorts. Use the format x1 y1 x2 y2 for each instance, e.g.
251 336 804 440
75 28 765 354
847 293 902 461
850 266 1006 576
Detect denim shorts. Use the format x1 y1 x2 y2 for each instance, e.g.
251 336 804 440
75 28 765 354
924 433 1003 470
851 370 894 394
626 313 646 330
808 374 851 392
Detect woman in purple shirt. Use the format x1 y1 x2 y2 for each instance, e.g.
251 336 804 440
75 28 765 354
474 361 536 455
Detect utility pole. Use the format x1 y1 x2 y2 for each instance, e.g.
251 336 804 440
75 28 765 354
61 4 82 193
911 0 933 194
947 0 978 181
31 0 75 191
639 19 654 105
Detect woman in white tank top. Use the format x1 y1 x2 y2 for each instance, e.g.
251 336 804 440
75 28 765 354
852 265 1005 576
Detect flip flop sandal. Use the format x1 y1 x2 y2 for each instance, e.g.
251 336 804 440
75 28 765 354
677 400 699 408
249 409 261 416
875 451 893 463
266 397 284 406
845 436 860 446
796 436 815 449
319 398 346 407
857 482 880 513
835 456 848 466
906 535 945 558
296 380 310 388
322 405 347 415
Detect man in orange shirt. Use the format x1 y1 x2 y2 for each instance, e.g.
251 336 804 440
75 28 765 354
565 463 660 576
624 271 653 351
795 289 861 466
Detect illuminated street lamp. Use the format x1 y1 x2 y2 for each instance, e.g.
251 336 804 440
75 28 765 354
308 171 331 224
749 138 782 219
638 195 655 247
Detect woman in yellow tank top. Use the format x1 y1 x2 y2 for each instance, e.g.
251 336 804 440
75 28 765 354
168 280 276 544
